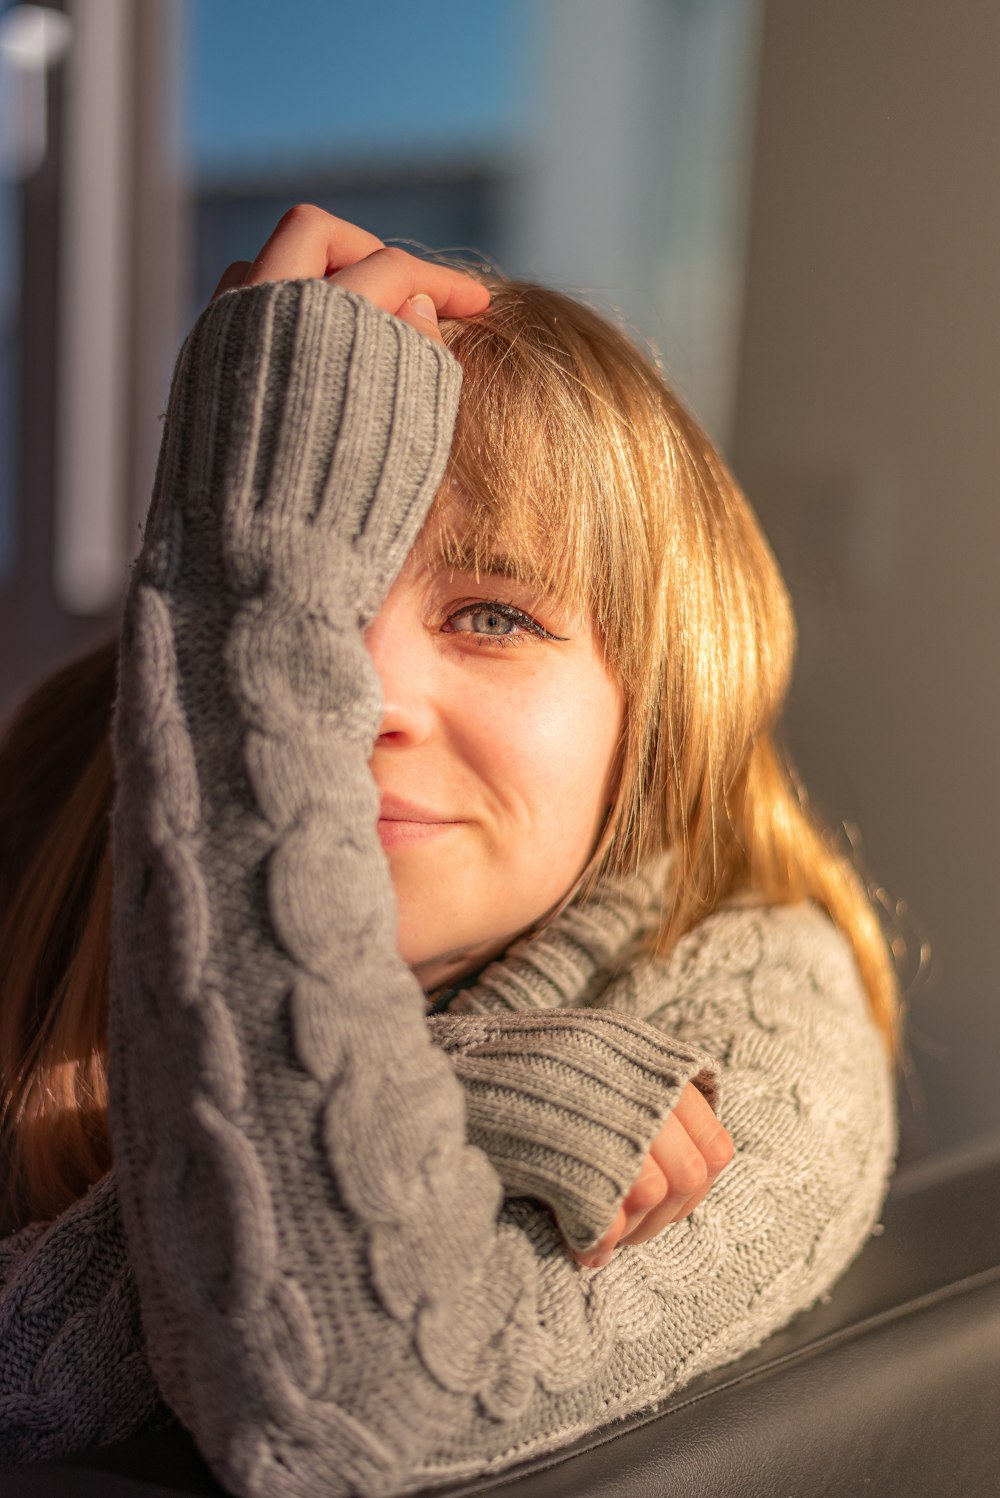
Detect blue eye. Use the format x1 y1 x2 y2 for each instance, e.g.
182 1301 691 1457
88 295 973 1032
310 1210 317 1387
453 607 519 637
443 600 565 647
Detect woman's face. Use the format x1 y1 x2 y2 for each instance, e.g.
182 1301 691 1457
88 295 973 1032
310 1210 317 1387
366 518 625 992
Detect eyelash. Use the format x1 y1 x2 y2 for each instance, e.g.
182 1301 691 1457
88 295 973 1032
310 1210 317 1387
442 600 567 649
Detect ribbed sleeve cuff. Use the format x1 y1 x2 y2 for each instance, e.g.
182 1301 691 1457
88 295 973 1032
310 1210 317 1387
145 278 463 625
428 1009 719 1251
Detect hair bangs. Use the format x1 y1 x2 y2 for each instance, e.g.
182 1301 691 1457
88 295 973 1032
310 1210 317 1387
437 283 662 689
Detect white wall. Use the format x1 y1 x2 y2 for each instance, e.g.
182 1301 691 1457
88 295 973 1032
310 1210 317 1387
503 0 763 446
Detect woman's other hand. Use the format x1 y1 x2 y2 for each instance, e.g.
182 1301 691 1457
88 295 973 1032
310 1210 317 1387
208 203 489 345
572 1082 734 1269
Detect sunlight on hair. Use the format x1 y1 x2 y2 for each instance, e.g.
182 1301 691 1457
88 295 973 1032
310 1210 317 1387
437 279 899 1050
0 280 903 1230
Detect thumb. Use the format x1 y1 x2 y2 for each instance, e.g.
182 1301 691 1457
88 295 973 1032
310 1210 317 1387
397 292 444 345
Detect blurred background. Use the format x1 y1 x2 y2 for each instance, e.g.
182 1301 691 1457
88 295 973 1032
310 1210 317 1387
1 0 996 1158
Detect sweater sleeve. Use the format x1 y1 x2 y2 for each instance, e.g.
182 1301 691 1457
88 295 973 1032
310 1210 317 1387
447 884 898 1260
427 1008 717 1252
108 278 896 1497
0 1174 161 1469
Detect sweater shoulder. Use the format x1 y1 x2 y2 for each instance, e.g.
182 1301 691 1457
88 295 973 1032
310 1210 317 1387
626 900 889 1080
664 900 868 1006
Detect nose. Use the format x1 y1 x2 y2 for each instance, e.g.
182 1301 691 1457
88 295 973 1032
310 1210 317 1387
365 579 437 745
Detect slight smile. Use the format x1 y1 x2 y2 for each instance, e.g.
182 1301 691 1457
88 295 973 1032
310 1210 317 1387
377 793 462 849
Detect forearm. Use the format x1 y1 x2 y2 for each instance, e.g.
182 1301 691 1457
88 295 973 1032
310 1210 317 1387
110 279 511 1492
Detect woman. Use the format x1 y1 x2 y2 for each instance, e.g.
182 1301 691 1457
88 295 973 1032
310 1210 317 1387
0 207 897 1492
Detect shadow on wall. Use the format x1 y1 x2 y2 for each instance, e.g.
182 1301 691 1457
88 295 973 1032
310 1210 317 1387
731 0 1000 1154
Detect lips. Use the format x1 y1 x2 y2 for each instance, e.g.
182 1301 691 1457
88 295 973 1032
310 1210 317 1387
376 792 461 848
378 792 455 825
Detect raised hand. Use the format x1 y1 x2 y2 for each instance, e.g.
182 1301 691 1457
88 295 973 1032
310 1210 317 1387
209 202 489 343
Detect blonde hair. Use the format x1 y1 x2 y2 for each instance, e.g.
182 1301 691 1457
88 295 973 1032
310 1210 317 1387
0 280 898 1229
438 281 898 1044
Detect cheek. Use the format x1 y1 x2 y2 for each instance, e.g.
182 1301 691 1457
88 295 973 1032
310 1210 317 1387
467 666 624 848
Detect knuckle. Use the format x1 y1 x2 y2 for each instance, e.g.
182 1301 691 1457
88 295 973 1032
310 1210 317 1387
704 1126 735 1174
672 1153 708 1198
279 202 322 228
628 1170 666 1213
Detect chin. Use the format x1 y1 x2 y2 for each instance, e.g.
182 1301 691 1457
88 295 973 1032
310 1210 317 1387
396 917 507 991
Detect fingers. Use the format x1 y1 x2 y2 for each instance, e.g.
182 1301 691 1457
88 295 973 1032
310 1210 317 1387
334 245 490 320
618 1113 710 1245
211 203 490 336
571 1083 734 1267
571 1205 628 1270
396 293 444 346
211 261 252 302
242 203 385 285
571 1126 698 1267
671 1080 735 1202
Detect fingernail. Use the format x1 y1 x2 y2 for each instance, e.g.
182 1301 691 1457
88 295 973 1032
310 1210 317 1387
409 293 438 325
592 1250 613 1269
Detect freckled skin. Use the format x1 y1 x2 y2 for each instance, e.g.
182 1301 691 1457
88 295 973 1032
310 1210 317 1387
366 540 625 993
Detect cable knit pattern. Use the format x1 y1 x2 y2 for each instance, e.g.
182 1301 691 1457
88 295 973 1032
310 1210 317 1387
0 1175 162 1469
0 280 895 1493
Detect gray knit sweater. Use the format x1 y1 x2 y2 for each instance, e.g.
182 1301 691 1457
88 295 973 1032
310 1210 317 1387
0 281 896 1493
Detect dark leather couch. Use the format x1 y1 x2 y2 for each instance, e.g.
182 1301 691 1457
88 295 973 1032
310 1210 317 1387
7 1134 999 1497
